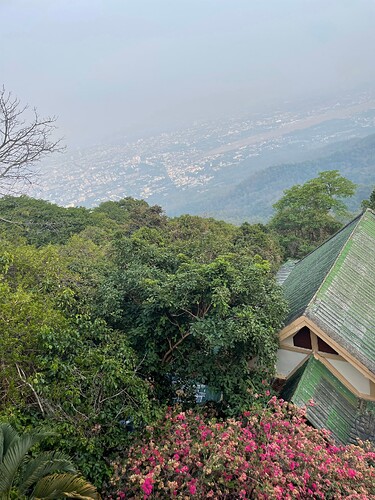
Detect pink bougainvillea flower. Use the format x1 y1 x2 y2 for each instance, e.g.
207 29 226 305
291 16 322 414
108 401 375 499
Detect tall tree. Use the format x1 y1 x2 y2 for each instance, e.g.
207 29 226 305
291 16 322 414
269 170 356 258
99 237 287 415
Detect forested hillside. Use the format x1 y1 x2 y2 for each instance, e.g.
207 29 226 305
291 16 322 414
181 133 375 222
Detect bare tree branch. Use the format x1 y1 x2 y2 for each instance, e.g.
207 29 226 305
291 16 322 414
0 86 64 196
16 363 45 415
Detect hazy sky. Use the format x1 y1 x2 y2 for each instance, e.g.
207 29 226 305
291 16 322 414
1 0 375 147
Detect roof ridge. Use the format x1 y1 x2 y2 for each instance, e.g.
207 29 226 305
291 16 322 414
305 212 364 312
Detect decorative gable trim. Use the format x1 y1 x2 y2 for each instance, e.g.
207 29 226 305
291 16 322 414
279 316 375 384
279 317 306 341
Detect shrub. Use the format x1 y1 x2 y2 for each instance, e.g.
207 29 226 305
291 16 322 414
107 397 375 499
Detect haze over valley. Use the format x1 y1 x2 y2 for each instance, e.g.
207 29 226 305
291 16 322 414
30 90 375 221
2 0 375 221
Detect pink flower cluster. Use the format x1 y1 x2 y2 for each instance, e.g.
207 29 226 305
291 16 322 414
108 397 375 499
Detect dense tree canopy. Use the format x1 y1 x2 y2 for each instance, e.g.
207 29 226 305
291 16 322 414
0 195 92 245
0 238 155 485
98 237 286 413
0 194 286 487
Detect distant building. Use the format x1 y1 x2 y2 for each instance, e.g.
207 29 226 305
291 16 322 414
276 209 375 444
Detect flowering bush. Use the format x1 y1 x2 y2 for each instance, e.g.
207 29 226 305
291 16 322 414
107 397 375 499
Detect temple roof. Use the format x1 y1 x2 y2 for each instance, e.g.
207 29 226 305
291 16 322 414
282 209 375 373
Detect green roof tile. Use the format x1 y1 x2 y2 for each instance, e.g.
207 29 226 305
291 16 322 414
282 209 375 373
282 217 359 324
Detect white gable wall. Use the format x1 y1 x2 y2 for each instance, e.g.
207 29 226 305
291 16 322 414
276 349 307 378
328 358 371 395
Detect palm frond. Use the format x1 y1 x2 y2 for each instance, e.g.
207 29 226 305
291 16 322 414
31 473 100 500
0 423 19 463
0 428 52 492
18 451 77 494
0 433 35 492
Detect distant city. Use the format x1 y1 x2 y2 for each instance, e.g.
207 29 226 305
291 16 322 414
30 90 375 218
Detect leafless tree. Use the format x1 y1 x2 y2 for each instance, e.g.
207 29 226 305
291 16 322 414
0 86 63 196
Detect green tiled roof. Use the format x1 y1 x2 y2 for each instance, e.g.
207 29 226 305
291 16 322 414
282 356 375 445
282 216 359 324
282 209 375 373
276 259 298 285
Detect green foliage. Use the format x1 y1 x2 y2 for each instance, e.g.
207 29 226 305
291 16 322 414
92 197 166 235
122 214 283 268
0 239 155 486
269 170 356 258
0 196 167 247
0 196 92 246
233 222 283 267
0 423 100 499
99 237 287 415
0 194 283 264
0 193 287 489
32 317 157 477
361 186 375 210
164 215 237 262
